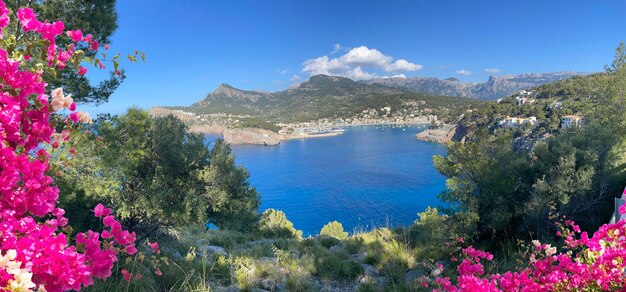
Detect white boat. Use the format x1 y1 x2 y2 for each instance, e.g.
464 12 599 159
329 128 345 133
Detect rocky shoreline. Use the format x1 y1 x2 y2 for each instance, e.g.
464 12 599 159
415 124 457 143
221 128 344 146
223 128 282 145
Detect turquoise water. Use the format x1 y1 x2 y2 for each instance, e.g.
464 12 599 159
207 125 447 236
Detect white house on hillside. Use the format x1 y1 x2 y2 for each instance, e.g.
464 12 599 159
498 116 538 128
560 115 584 129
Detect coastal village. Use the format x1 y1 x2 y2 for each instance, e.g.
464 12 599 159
150 102 439 145
276 108 438 135
151 87 586 146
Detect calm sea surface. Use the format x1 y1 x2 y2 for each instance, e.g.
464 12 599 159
206 125 447 236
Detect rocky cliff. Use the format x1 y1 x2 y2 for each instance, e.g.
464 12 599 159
415 124 457 143
223 128 281 146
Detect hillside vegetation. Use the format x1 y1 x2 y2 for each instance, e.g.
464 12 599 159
453 72 612 144
168 75 483 123
72 45 624 291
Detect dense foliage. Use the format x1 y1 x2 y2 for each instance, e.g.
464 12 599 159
0 2 155 290
434 43 626 249
258 209 303 239
4 0 124 105
200 139 261 231
233 117 282 132
57 109 261 235
320 221 349 240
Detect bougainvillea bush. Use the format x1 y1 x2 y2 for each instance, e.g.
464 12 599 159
427 188 626 291
0 1 152 291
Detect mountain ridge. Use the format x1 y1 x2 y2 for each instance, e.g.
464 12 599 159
161 74 482 122
362 72 584 100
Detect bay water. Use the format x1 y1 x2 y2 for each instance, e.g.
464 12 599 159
207 125 447 236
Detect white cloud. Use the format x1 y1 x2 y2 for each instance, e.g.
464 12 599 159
456 69 472 76
301 45 422 80
382 74 407 79
290 75 301 82
330 43 342 54
345 66 378 80
273 80 283 85
385 59 421 72
484 68 501 74
276 68 288 74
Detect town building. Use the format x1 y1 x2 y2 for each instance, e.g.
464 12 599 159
549 101 563 110
560 115 584 129
498 116 538 128
515 96 535 106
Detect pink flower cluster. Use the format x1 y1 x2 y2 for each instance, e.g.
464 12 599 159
431 195 626 291
0 2 145 291
16 7 96 72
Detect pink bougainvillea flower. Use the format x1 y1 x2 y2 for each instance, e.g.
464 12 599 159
125 245 138 255
65 29 83 42
78 66 88 75
94 204 111 217
148 242 159 253
103 215 116 227
0 3 153 290
0 1 8 31
121 270 132 283
69 112 80 123
17 7 42 31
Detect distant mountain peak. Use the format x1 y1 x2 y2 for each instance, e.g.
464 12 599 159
445 77 460 82
306 74 353 84
213 83 237 93
219 83 234 88
195 83 270 107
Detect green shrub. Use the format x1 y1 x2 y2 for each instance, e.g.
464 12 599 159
317 256 363 281
410 207 470 259
320 221 349 240
232 257 255 290
206 229 258 249
343 237 364 254
357 283 381 292
234 241 275 259
258 209 303 239
317 235 341 248
285 276 316 292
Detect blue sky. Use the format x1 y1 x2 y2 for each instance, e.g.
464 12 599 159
84 0 626 114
